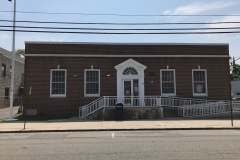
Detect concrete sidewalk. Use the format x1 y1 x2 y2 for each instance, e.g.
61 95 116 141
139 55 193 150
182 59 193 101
0 106 19 120
1 119 240 133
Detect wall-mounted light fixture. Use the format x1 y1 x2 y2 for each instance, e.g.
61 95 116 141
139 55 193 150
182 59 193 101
106 73 111 77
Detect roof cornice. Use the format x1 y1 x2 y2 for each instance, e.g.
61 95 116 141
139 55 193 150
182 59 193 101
25 54 230 58
25 41 229 46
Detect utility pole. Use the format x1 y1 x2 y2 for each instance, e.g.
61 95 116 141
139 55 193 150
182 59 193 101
7 0 17 121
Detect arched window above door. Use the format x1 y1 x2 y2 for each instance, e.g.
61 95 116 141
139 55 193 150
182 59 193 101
122 67 138 75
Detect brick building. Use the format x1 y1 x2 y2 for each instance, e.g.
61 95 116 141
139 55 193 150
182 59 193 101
24 42 230 117
0 47 24 108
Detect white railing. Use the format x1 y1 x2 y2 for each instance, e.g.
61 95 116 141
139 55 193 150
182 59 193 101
79 96 240 118
79 97 105 118
79 96 208 118
179 101 240 117
79 96 161 118
232 101 240 111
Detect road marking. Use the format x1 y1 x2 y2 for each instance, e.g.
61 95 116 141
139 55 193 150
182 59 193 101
112 132 115 138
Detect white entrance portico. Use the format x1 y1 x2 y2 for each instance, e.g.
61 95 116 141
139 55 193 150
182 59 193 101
115 59 147 106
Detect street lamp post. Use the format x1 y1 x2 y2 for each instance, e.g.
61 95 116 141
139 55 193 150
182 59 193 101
7 0 17 121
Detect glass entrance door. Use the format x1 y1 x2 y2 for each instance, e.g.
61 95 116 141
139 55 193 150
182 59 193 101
123 79 139 105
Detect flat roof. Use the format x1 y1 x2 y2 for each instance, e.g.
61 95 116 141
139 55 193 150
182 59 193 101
25 41 229 46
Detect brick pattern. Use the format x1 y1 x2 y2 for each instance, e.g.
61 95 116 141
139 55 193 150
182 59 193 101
24 43 230 117
26 43 229 55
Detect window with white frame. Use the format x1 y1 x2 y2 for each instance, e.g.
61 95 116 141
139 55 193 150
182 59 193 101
123 67 138 75
84 69 100 97
192 69 208 96
160 69 176 96
50 69 66 97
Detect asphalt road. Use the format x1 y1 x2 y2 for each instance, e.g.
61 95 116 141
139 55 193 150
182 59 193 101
0 130 240 160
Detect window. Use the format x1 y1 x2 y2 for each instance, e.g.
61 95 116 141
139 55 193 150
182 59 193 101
84 69 100 97
192 69 208 96
1 64 6 77
160 69 176 96
5 87 9 98
9 66 12 78
50 69 67 97
123 67 138 75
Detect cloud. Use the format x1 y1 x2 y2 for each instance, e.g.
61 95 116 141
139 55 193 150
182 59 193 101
14 33 70 49
207 15 240 28
0 32 12 50
0 32 11 41
196 15 240 40
187 13 240 54
163 1 238 15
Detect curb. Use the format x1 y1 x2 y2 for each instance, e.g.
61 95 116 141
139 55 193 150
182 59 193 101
1 127 240 133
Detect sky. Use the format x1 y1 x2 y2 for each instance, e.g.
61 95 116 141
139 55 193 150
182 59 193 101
0 0 240 62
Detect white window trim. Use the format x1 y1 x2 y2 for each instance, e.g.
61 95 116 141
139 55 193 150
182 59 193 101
160 69 176 96
192 69 208 97
50 69 67 98
84 69 100 97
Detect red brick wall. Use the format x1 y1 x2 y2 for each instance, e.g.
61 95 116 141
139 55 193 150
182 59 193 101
24 43 230 117
25 43 228 55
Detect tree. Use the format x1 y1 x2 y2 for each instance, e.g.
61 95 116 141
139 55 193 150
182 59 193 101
16 49 25 55
230 57 240 80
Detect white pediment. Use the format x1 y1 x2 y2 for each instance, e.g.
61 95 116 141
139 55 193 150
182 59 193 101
114 58 147 70
115 58 146 104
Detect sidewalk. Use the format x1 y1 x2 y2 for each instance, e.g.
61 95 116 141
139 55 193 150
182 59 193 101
1 119 240 133
1 106 240 133
0 106 19 120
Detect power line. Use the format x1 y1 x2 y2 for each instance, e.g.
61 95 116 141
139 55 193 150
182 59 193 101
1 29 240 34
1 25 240 31
1 19 240 25
1 10 240 17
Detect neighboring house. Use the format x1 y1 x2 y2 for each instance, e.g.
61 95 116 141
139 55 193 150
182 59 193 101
0 47 24 108
24 42 230 117
231 80 240 101
231 80 240 94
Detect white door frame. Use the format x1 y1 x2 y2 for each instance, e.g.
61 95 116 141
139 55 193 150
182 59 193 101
122 79 139 105
123 79 133 105
115 59 147 106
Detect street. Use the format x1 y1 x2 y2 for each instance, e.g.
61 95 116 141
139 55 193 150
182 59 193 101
0 130 240 159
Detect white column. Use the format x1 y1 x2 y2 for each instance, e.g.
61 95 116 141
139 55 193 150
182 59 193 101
139 68 145 106
116 70 122 103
